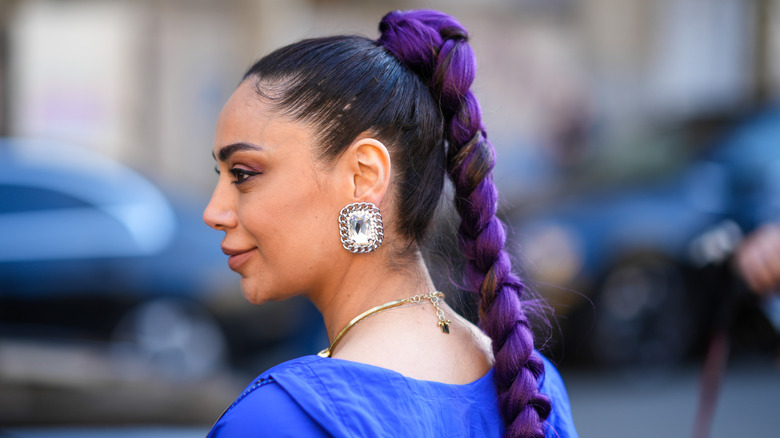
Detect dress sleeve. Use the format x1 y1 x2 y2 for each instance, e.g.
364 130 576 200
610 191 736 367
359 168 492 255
207 378 330 438
538 355 580 438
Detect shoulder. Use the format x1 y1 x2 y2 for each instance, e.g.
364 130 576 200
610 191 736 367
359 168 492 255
207 357 331 438
209 355 506 438
537 353 580 438
208 355 393 437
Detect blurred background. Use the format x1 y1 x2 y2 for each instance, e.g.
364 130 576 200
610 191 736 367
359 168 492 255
1 0 779 437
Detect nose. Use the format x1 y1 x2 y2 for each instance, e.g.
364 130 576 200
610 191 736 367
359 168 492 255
203 181 237 230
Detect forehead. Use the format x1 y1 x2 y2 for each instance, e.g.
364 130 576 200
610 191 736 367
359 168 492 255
215 81 313 153
217 81 272 138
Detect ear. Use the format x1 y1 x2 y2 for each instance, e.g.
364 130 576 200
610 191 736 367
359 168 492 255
340 137 391 206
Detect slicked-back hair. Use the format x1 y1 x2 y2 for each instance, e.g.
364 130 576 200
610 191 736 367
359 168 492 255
244 35 445 245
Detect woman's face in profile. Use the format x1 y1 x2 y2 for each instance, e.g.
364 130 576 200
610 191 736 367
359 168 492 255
204 81 343 305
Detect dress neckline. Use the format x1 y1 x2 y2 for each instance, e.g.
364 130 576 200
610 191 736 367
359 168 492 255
308 354 495 388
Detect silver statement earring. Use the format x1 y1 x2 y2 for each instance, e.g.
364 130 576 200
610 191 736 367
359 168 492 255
339 202 384 253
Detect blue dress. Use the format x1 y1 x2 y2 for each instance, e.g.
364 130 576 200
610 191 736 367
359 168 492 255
208 354 578 437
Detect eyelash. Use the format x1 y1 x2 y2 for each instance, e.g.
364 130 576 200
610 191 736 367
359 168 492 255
229 167 262 184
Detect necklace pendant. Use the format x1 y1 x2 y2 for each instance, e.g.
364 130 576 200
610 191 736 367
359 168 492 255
320 291 451 355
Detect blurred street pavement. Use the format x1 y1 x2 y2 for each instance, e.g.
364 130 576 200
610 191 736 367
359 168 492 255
0 428 208 438
565 356 780 438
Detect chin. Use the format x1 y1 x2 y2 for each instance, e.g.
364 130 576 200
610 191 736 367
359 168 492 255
239 278 271 305
239 278 290 305
241 292 267 306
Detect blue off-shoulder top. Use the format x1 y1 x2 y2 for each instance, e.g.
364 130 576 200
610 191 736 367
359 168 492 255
207 354 578 437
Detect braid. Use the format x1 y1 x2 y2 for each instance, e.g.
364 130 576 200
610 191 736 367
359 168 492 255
379 10 551 438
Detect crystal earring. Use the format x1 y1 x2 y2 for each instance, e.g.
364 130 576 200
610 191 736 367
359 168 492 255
339 202 384 254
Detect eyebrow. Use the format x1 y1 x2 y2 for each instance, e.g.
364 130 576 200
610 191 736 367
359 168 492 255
214 142 264 162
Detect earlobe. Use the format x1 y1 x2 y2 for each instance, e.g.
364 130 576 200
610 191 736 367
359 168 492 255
348 137 391 206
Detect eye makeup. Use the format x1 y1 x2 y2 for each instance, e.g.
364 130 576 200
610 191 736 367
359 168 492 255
229 167 262 184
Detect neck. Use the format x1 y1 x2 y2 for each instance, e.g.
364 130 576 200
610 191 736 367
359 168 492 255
309 246 435 344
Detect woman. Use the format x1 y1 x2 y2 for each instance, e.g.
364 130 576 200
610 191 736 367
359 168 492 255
204 9 577 438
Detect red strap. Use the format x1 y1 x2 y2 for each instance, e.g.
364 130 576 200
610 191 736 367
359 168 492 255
692 331 730 438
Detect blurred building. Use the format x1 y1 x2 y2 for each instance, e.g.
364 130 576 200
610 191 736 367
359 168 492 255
0 0 775 198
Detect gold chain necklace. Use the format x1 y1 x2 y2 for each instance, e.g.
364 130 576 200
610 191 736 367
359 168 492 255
317 291 452 358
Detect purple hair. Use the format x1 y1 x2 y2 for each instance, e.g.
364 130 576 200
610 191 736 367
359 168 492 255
379 10 551 437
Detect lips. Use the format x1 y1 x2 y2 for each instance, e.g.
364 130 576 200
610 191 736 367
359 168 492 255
222 247 256 271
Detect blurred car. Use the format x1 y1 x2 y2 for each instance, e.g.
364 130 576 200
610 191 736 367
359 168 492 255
0 138 322 382
510 106 780 367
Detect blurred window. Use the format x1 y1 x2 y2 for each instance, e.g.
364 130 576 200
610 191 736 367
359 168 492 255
0 185 91 214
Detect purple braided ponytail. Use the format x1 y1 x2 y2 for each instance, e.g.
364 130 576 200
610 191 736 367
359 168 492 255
379 10 551 438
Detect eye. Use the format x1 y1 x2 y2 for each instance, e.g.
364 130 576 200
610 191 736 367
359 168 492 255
229 167 262 184
214 165 221 175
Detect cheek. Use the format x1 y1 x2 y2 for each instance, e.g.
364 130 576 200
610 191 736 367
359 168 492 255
287 198 337 252
250 189 336 256
289 200 344 275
